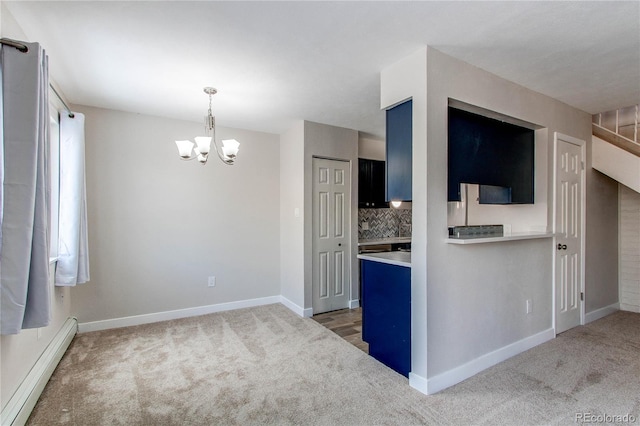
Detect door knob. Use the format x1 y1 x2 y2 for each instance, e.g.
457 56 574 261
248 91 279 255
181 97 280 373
338 243 342 247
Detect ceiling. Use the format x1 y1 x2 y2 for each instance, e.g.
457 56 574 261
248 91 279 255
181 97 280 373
5 1 640 139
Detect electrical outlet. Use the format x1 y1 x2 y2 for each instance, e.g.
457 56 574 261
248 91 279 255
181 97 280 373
526 299 532 314
362 221 369 230
208 276 216 287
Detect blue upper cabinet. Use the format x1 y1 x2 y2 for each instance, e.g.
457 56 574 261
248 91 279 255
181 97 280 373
386 99 412 202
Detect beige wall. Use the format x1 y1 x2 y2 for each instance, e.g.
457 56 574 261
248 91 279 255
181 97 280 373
358 136 385 161
279 121 305 311
424 45 617 376
381 47 619 391
1 265 71 410
584 172 619 313
70 106 281 323
303 121 359 311
381 47 429 379
619 184 640 312
279 121 358 315
0 4 73 410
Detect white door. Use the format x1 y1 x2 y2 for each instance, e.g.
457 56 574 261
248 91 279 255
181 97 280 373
312 157 351 314
554 133 585 334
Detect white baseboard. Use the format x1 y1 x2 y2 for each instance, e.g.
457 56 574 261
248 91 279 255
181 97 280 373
1 317 77 426
414 328 555 395
78 296 281 333
408 372 429 395
280 296 313 318
280 297 359 317
620 303 640 313
585 302 620 323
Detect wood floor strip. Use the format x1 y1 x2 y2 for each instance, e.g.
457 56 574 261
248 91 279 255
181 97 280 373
312 308 368 353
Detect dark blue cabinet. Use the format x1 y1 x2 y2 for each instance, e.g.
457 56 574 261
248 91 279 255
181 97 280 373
358 158 388 208
386 100 412 202
361 260 411 377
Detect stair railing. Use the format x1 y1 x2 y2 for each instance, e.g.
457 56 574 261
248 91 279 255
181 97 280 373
592 104 640 156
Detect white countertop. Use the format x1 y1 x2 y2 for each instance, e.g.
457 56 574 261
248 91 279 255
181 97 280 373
446 231 555 244
357 251 411 268
358 237 411 246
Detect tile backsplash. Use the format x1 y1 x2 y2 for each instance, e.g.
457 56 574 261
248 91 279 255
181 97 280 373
359 208 412 239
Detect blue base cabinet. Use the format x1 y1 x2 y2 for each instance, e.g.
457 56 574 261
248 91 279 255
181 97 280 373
361 260 411 377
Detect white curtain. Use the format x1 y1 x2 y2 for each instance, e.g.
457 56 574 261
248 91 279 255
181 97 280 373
0 41 51 335
55 113 90 286
0 47 4 254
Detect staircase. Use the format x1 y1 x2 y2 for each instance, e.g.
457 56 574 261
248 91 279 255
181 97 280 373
593 105 640 313
592 104 640 193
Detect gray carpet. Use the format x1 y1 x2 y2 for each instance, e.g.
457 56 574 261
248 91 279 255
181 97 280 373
27 304 640 425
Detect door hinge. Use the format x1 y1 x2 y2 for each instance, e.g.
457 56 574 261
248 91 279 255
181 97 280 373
580 292 584 301
581 161 585 170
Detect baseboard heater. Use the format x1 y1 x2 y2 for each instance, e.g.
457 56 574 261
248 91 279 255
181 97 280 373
1 317 77 426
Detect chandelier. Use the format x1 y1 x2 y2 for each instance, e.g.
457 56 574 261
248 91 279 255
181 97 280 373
175 87 239 165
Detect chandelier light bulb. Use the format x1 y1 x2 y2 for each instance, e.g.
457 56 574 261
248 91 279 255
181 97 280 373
221 139 240 159
175 140 195 158
194 136 212 156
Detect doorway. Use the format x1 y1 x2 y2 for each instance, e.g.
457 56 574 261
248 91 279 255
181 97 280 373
553 133 586 334
312 157 351 314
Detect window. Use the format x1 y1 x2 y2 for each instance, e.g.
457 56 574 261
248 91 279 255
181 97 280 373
49 96 62 261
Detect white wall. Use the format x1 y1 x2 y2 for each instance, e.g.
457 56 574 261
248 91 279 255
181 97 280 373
381 46 619 393
70 106 281 323
0 4 73 410
593 136 640 193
